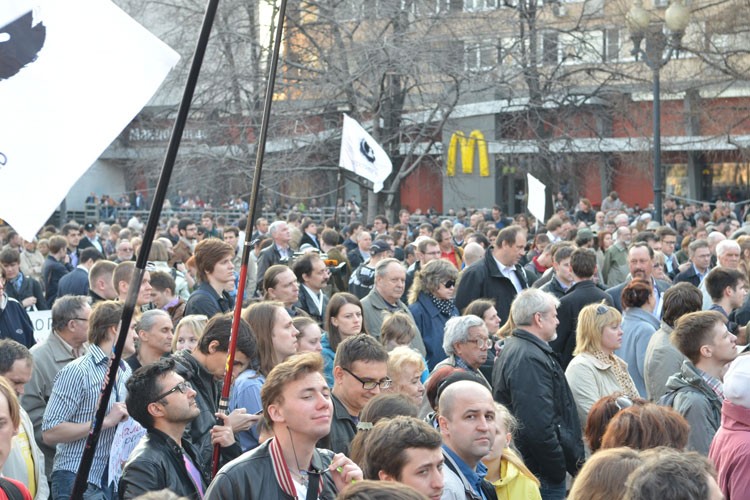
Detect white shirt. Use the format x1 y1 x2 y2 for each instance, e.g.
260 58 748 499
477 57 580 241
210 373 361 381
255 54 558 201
493 256 523 293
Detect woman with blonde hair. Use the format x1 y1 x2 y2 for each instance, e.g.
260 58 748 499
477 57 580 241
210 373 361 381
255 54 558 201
171 314 207 352
568 447 643 500
384 346 426 407
408 259 459 370
482 403 541 499
565 303 639 429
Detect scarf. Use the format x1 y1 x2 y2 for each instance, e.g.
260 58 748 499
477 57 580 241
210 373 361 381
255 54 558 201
430 294 455 316
593 349 640 399
269 436 323 499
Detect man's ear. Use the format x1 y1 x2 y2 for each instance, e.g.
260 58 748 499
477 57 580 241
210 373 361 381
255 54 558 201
208 340 221 354
378 470 395 482
333 365 344 385
268 403 284 424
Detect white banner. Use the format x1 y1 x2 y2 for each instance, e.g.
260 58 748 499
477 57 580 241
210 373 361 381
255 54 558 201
339 114 393 193
28 309 52 344
527 173 547 224
0 0 180 240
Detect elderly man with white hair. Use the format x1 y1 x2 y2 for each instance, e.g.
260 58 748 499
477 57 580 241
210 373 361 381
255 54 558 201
432 315 492 388
702 239 742 309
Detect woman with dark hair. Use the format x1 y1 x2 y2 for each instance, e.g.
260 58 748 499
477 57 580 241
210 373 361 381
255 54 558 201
595 230 613 284
230 301 299 451
617 278 660 396
600 403 690 451
321 292 365 386
408 259 459 370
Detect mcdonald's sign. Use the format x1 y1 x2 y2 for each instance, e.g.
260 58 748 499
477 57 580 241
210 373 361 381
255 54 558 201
446 130 490 177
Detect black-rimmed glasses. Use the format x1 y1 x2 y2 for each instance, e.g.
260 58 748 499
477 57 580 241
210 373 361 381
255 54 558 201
443 280 456 288
342 367 392 390
151 381 192 403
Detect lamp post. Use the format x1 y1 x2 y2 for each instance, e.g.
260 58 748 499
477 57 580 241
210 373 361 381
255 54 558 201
627 0 690 223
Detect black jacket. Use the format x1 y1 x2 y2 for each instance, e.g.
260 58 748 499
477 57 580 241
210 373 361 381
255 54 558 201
551 280 613 369
296 286 329 326
119 428 206 500
172 351 241 472
299 232 321 250
205 439 338 500
184 282 233 319
4 273 47 310
454 248 529 326
42 256 72 304
673 265 702 287
256 245 288 292
539 274 568 299
316 393 356 455
56 267 89 298
492 329 584 483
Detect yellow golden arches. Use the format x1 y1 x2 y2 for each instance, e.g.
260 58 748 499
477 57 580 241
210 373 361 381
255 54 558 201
446 130 490 177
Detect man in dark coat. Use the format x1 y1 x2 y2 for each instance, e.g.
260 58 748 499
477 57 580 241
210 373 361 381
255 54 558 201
455 225 529 327
606 243 671 316
551 248 613 369
674 239 711 287
56 247 103 299
493 288 584 498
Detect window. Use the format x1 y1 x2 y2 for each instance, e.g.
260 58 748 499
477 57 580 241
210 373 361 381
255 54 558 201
465 40 496 70
605 28 620 62
560 30 604 64
436 0 464 13
541 31 559 65
464 0 499 11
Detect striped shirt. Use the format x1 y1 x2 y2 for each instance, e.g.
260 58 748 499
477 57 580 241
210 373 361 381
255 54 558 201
42 344 131 486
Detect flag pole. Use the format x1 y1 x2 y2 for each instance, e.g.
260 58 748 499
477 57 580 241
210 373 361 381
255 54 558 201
71 0 222 496
332 168 343 224
211 0 289 478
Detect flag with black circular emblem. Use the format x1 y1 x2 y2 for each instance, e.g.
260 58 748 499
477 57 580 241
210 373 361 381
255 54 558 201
338 114 393 193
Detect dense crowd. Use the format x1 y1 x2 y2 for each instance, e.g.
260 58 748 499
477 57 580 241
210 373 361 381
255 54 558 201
2 190 750 500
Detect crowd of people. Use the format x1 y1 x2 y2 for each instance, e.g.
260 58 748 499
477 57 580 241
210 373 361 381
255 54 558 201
2 191 750 499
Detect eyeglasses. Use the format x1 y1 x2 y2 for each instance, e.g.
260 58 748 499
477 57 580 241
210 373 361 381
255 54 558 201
615 395 633 411
342 367 392 390
71 317 89 323
464 337 492 349
443 280 456 288
151 381 192 403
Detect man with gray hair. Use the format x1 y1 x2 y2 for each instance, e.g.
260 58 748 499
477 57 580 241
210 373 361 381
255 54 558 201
433 315 492 388
21 295 91 479
701 239 742 309
361 259 426 355
126 309 174 371
255 220 292 291
492 288 584 499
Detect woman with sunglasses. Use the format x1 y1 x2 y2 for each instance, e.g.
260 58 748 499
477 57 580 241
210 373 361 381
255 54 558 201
565 303 639 433
408 259 459 370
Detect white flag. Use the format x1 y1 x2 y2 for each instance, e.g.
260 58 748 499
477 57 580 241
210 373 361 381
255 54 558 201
527 173 547 224
339 114 393 193
0 0 180 240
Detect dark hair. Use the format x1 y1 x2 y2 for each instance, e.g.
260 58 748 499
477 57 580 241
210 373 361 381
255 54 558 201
88 300 123 345
705 267 747 301
570 248 597 278
0 248 20 265
262 265 294 299
325 292 365 351
624 448 717 500
321 228 339 247
671 310 727 364
600 404 689 451
424 365 462 411
380 312 418 347
197 313 256 361
292 252 320 283
333 334 388 370
79 247 104 264
242 301 285 376
348 394 420 465
336 480 428 500
62 223 80 237
584 394 648 453
462 298 496 320
0 339 32 374
596 230 613 252
125 358 177 429
260 352 324 427
661 282 703 328
495 225 524 248
621 278 652 309
362 416 442 481
223 226 239 238
149 271 176 294
178 218 195 232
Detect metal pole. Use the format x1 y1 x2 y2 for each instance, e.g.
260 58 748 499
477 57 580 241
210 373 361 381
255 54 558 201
211 0 289 478
653 66 662 224
70 0 221 496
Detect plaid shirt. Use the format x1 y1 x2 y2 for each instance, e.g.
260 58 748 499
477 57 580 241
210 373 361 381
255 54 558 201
698 367 725 401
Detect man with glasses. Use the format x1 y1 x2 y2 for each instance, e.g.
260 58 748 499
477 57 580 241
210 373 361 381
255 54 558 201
657 227 679 279
403 237 441 302
321 334 390 454
433 315 492 389
492 289 584 500
22 295 91 480
119 358 211 499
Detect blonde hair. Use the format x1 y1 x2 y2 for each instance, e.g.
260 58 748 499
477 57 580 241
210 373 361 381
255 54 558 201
172 314 208 352
387 345 425 379
574 303 622 355
568 447 643 500
0 376 20 430
493 403 540 487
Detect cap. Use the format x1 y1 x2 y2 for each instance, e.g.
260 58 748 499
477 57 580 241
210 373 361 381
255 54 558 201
724 356 750 408
370 240 392 255
577 228 594 240
84 222 96 231
646 221 660 230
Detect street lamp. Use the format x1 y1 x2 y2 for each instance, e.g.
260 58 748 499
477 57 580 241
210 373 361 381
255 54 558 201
627 0 691 223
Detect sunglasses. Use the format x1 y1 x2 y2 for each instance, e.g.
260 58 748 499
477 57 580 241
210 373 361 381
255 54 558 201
443 280 456 288
596 304 609 315
615 395 633 411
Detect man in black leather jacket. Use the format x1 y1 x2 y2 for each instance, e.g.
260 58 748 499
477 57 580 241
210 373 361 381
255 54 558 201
205 352 362 499
120 358 219 499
